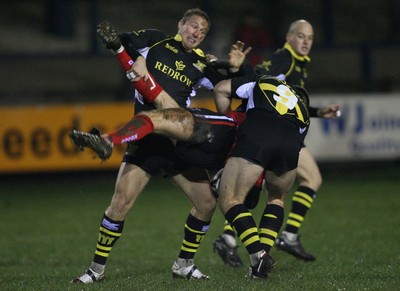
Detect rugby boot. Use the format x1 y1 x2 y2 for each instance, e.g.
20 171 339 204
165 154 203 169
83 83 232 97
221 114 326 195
275 233 316 261
213 235 243 267
171 259 209 280
69 128 113 160
71 268 104 284
248 251 275 279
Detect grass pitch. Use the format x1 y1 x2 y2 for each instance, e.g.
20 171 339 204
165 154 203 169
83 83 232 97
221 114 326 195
1 163 399 290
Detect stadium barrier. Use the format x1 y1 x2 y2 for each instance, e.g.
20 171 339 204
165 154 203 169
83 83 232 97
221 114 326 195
1 94 399 173
306 94 400 161
0 102 134 173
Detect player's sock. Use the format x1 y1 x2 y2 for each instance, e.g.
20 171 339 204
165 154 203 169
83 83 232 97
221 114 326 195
178 214 210 259
284 186 316 234
107 114 154 146
114 48 163 102
222 220 235 237
92 214 124 266
225 204 263 255
220 221 237 248
259 203 284 252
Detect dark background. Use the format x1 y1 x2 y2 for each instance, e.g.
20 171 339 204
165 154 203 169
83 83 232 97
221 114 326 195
1 0 400 106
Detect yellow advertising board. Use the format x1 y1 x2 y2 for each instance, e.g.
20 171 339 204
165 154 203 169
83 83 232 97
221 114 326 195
0 102 134 173
0 97 237 173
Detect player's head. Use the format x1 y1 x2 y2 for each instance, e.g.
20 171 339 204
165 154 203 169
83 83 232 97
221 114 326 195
286 19 313 56
178 8 210 51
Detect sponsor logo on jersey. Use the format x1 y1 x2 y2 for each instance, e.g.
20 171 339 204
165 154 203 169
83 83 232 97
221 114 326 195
154 61 193 86
193 60 206 73
165 42 178 54
175 61 185 71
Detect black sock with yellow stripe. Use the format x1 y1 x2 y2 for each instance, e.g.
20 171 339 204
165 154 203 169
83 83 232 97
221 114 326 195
225 204 262 255
93 213 124 265
259 204 284 252
284 186 316 234
222 220 235 237
178 214 210 259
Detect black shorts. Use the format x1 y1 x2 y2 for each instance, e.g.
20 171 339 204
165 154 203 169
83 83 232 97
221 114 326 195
123 108 237 177
123 134 186 177
175 108 237 171
230 109 303 176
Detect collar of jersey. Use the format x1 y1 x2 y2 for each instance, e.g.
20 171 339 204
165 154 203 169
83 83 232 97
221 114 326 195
173 34 205 57
174 34 183 42
284 43 311 62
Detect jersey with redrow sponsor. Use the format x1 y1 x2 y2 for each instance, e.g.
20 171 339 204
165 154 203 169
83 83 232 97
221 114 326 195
120 29 224 113
255 43 310 88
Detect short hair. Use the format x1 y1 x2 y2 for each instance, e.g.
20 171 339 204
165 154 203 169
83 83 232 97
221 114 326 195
181 8 211 31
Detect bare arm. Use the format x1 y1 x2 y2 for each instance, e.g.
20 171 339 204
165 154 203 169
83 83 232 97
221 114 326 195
213 79 233 114
212 41 251 114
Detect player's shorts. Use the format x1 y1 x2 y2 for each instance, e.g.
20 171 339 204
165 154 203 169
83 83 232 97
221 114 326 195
123 108 237 177
230 108 303 176
175 108 237 171
123 134 185 177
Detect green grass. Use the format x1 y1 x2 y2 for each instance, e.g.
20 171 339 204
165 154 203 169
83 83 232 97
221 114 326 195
1 164 400 290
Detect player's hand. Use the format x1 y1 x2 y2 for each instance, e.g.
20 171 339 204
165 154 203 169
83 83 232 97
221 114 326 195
126 56 149 82
317 104 341 118
96 20 122 51
228 40 252 70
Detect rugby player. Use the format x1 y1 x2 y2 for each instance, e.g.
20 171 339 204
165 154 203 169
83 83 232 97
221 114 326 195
213 19 341 265
70 10 249 283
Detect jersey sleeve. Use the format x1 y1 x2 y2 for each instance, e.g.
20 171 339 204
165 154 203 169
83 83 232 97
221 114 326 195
203 65 227 86
230 63 258 99
119 29 167 61
308 106 319 117
231 75 256 100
